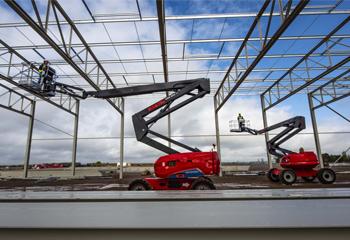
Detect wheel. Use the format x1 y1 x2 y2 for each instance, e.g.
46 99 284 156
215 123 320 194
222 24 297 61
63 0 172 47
280 169 297 185
128 179 151 191
190 178 216 190
198 176 214 183
317 168 336 184
267 168 280 182
302 176 316 183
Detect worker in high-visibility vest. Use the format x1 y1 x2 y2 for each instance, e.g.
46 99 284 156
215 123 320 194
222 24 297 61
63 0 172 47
237 113 245 130
38 59 50 85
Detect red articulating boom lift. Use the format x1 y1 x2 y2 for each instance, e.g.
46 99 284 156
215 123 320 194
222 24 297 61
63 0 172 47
19 68 219 190
84 78 220 190
232 116 336 185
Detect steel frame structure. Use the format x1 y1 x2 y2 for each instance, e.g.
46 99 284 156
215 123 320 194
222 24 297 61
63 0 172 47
0 0 349 178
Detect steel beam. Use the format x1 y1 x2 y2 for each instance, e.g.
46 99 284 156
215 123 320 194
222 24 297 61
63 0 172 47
71 100 80 176
23 101 36 178
0 74 77 115
3 34 349 51
307 93 324 168
119 99 125 180
260 95 272 168
0 9 349 28
5 0 123 114
25 65 349 80
262 16 350 110
0 39 78 115
310 76 350 110
214 0 308 112
2 52 349 68
0 82 34 117
213 97 222 176
264 57 350 111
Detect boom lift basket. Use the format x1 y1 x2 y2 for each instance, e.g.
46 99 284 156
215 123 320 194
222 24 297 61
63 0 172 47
229 119 251 132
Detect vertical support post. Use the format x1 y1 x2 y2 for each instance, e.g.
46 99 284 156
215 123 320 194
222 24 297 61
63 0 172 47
308 94 324 168
119 98 125 179
24 101 36 178
7 52 13 77
71 100 80 176
214 98 222 177
260 95 272 169
167 114 171 148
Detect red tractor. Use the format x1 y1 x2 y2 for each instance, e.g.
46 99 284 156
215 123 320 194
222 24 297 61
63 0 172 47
232 116 336 185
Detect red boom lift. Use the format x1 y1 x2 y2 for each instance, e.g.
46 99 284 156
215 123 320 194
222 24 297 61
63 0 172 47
83 78 218 190
231 116 336 185
20 70 220 190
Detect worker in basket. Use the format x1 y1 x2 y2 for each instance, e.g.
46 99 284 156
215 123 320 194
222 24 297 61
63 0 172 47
38 59 50 85
38 59 56 93
237 113 245 130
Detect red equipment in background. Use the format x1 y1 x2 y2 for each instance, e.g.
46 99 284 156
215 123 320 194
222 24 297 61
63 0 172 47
232 116 336 185
267 151 336 185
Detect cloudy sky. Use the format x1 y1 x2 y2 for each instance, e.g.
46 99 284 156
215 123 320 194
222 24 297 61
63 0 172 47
0 0 349 165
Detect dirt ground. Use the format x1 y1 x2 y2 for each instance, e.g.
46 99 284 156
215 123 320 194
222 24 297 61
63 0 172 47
1 172 350 191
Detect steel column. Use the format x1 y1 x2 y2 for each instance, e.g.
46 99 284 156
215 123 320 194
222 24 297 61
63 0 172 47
214 98 222 176
23 101 36 178
71 100 80 176
260 95 272 168
307 93 324 168
119 99 125 179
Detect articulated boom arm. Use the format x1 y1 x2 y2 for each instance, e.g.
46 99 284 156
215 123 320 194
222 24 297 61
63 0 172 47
86 78 211 154
240 116 305 158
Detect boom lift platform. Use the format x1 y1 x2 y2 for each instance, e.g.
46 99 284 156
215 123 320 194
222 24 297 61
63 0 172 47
18 64 85 99
230 116 336 185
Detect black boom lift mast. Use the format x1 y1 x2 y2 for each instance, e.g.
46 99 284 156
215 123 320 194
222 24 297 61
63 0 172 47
61 78 210 154
235 116 306 158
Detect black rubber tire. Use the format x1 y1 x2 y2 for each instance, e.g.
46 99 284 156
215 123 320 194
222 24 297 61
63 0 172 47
128 179 152 191
302 176 316 183
280 169 297 185
267 168 280 183
317 168 336 184
190 178 216 190
198 176 214 183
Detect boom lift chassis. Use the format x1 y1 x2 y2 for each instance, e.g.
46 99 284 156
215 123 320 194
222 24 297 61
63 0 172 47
232 116 336 185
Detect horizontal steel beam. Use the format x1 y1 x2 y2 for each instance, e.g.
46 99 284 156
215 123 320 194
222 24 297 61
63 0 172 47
310 75 350 110
6 66 347 79
2 34 349 50
0 40 78 115
0 82 34 117
264 56 350 110
0 9 349 28
0 73 76 115
2 52 349 68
